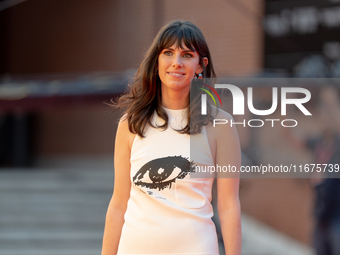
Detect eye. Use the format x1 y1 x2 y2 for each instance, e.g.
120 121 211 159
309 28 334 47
163 50 173 56
183 53 193 58
132 156 195 191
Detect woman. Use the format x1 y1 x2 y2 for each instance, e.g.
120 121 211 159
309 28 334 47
101 20 241 255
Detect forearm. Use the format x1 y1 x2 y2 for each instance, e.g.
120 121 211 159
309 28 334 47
101 204 126 255
219 205 242 255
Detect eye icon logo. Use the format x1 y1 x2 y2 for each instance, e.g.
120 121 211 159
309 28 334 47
133 156 195 192
198 83 222 115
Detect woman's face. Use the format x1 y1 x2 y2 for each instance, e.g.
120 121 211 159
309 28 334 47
158 43 205 94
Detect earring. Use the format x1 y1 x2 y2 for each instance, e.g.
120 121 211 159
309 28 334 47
198 73 203 79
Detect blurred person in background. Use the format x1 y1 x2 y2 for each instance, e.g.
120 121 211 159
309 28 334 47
284 86 340 255
311 87 340 255
101 20 241 255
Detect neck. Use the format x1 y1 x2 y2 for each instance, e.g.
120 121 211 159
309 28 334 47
161 86 189 110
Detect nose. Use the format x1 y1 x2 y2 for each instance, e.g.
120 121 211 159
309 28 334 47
172 53 183 68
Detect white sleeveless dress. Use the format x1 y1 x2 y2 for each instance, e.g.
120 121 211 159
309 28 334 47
117 107 219 255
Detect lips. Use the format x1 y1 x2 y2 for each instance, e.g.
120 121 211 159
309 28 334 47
167 72 185 77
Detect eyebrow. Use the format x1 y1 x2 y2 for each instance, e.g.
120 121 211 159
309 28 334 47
164 47 196 53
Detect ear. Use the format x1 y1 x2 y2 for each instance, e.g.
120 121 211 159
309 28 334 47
196 57 208 74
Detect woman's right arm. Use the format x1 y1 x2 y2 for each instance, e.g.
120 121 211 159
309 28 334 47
101 117 134 255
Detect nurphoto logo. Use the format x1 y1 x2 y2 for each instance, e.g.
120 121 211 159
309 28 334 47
200 83 312 128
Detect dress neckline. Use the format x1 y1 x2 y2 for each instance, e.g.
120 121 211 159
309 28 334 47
162 105 188 112
160 106 188 129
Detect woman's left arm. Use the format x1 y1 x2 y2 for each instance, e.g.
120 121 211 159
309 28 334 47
214 112 242 255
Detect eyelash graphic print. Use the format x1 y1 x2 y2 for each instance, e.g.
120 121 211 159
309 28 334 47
132 156 195 191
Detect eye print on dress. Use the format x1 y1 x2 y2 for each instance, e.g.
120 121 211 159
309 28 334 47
133 156 195 191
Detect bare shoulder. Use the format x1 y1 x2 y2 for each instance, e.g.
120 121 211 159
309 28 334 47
205 106 239 164
112 114 134 210
116 114 136 150
211 107 241 179
207 106 240 152
213 106 234 121
206 106 235 131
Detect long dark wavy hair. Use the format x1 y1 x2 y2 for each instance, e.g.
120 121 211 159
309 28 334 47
112 20 216 137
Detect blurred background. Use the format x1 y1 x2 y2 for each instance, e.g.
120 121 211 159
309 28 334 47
1 0 340 254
